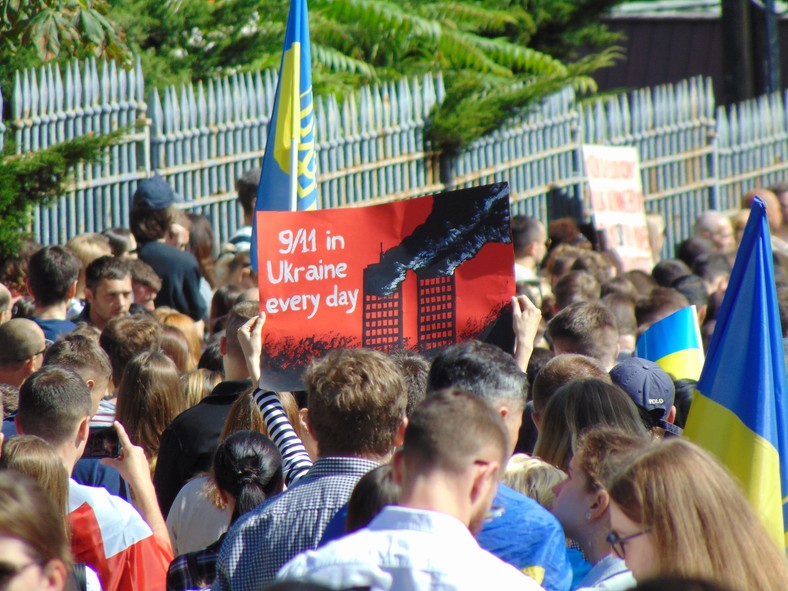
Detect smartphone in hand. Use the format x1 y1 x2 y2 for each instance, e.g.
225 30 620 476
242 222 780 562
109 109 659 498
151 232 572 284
83 427 120 459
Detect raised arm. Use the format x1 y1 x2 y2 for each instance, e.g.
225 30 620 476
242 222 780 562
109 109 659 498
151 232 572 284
237 314 312 485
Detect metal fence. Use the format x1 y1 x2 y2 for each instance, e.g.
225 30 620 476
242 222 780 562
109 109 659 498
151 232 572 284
5 57 788 257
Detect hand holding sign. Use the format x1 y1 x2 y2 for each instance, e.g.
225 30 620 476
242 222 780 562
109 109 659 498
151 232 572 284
512 295 541 372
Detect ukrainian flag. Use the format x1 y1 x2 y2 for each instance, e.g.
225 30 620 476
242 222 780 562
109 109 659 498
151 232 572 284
251 0 318 271
634 306 704 381
684 198 788 549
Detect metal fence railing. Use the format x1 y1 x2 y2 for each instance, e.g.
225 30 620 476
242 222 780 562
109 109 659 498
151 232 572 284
5 57 788 258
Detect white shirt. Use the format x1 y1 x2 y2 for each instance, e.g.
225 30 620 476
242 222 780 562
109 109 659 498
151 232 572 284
166 476 231 555
277 506 543 590
575 554 635 591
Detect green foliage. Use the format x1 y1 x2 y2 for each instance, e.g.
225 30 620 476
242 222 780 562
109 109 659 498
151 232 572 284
0 131 122 257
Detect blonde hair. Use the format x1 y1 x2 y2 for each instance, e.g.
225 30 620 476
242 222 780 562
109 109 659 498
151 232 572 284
180 368 224 409
503 454 566 508
608 438 788 590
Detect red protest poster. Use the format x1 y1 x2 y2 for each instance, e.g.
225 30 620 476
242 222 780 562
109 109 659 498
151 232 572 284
256 182 515 392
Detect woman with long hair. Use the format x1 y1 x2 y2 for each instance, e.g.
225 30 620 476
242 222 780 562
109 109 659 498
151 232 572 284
534 378 647 471
607 438 788 590
167 430 283 590
115 351 185 471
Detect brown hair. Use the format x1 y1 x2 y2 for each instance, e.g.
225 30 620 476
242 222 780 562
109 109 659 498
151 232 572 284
402 388 508 474
635 287 690 330
187 213 218 288
130 204 175 243
43 334 112 387
160 325 193 374
100 315 162 386
531 354 611 414
553 270 601 310
534 378 647 470
305 349 406 458
116 351 185 464
154 308 202 370
546 301 620 369
608 438 788 590
130 258 162 292
573 427 651 493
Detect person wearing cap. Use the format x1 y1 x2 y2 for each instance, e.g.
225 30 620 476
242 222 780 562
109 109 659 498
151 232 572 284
130 176 207 324
609 357 682 437
0 318 47 388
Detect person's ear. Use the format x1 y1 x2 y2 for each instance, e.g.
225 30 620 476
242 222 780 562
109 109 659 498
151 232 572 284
219 335 227 356
77 416 91 446
666 405 677 425
14 415 23 434
302 408 318 443
86 378 96 391
67 280 78 300
25 278 36 300
84 286 95 305
393 416 407 448
41 559 67 591
470 460 500 507
588 488 610 520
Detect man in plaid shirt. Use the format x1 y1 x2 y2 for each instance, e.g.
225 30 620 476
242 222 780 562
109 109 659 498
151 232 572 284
213 348 408 590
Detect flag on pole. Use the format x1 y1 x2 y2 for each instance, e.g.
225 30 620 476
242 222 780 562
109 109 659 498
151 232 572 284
251 0 318 271
634 306 704 380
684 198 788 549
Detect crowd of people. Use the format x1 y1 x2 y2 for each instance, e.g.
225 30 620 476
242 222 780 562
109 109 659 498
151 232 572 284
0 171 787 591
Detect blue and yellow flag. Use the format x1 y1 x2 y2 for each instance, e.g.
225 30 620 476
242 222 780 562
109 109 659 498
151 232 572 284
251 0 318 271
635 306 704 381
684 198 788 549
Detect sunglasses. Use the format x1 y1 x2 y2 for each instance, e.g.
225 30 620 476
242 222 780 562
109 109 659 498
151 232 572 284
606 529 651 559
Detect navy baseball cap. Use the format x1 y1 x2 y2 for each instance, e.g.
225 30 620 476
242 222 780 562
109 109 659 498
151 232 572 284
132 175 177 210
609 357 675 419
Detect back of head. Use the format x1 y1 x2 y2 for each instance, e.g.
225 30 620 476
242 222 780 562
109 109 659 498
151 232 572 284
547 301 620 370
571 251 612 286
0 471 71 569
503 454 566 509
0 435 70 519
130 176 177 243
651 259 690 288
388 349 429 417
66 233 112 268
304 348 406 458
85 255 131 293
213 430 283 523
553 270 601 310
622 270 657 297
426 340 527 410
635 287 690 330
43 334 112 387
0 318 46 368
224 301 260 360
236 167 261 216
676 236 716 269
100 315 162 386
18 366 92 446
534 378 646 470
531 354 610 415
741 188 781 229
346 464 400 532
610 357 676 430
27 246 81 307
601 277 639 301
116 351 183 459
210 284 243 334
573 427 651 493
601 294 637 338
510 215 544 258
402 389 508 475
671 274 709 309
607 439 788 590
692 254 731 286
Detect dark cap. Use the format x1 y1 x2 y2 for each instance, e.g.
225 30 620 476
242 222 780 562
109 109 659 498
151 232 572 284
132 175 177 210
609 357 675 419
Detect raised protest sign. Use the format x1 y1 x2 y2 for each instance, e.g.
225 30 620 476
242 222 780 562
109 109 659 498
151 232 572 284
582 145 654 271
256 182 515 392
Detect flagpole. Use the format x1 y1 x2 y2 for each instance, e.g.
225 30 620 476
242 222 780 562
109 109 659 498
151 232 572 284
289 142 298 212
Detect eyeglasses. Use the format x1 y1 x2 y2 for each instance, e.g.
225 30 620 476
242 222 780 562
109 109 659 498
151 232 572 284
0 560 41 588
607 529 651 559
